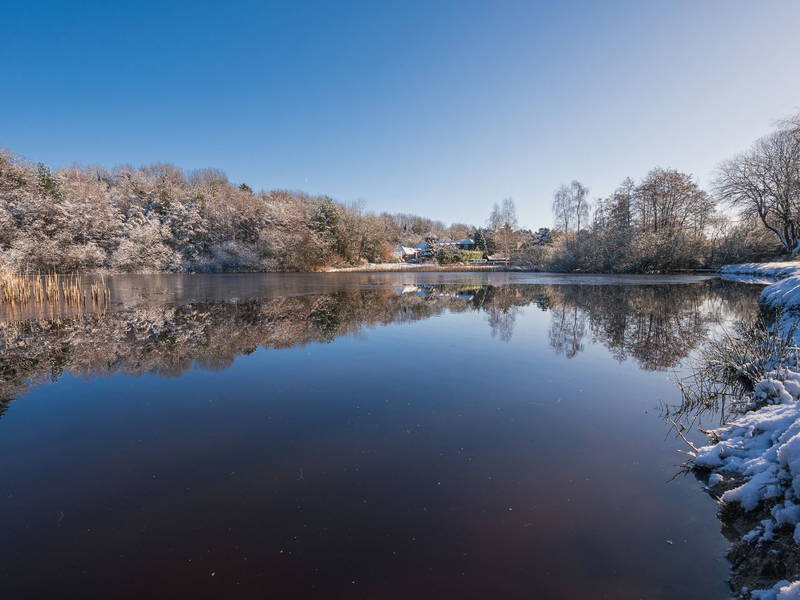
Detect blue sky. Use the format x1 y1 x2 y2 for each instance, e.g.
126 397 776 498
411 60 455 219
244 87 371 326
2 0 799 228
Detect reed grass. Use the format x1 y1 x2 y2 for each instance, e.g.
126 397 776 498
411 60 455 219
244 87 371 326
0 270 110 307
667 315 798 427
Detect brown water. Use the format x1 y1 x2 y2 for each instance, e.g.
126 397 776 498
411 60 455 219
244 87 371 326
0 273 762 599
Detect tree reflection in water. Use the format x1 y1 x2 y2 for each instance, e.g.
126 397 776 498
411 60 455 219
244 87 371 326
0 280 762 410
549 305 586 358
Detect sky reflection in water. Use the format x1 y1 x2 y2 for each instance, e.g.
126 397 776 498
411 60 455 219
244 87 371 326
0 273 763 599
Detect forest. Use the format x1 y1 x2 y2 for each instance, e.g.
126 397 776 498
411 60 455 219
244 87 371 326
0 115 797 274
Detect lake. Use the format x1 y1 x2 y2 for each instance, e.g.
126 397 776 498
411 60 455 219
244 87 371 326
0 273 763 599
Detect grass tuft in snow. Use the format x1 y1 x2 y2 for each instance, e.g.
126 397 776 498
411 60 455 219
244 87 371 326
674 315 798 426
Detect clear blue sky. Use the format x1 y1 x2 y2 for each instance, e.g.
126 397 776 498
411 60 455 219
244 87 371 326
2 0 799 229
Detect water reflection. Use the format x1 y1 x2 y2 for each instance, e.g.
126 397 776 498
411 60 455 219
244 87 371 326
549 305 586 358
0 274 765 599
547 284 755 370
0 279 760 406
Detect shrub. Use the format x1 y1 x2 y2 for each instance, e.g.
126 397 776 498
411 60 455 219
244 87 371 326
436 245 462 264
458 250 484 261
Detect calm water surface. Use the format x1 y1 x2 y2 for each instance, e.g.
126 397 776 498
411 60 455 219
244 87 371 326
0 273 763 599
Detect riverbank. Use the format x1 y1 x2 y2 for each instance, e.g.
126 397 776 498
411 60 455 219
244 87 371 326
323 263 725 274
722 262 800 279
691 263 800 599
323 262 525 272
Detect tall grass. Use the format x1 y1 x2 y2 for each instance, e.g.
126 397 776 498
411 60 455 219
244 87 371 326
0 270 110 307
670 314 797 426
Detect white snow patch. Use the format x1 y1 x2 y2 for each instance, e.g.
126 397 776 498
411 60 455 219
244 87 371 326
752 579 800 600
722 262 800 280
764 276 800 313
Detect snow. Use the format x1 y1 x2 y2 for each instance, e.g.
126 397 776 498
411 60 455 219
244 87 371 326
751 580 800 600
724 275 787 285
694 401 800 510
763 276 800 313
693 263 800 597
721 262 800 279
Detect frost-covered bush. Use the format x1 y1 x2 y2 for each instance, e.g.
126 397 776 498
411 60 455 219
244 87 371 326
207 241 260 272
63 242 107 271
112 221 182 272
0 148 406 272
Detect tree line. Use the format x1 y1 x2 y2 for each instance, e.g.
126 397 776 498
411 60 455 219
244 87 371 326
0 152 473 272
0 113 797 273
516 115 799 272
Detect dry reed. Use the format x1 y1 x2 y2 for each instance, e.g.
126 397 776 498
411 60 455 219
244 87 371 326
0 270 110 308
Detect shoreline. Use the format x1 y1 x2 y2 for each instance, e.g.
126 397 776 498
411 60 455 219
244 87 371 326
322 263 721 274
689 262 800 598
322 263 523 272
1 263 726 276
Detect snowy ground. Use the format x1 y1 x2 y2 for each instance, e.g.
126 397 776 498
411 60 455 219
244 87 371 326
751 581 800 600
722 263 800 280
692 263 800 598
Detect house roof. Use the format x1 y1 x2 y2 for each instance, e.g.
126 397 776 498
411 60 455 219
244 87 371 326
415 239 473 249
438 239 474 246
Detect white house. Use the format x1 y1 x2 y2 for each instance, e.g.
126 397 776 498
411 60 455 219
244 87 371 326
391 245 420 261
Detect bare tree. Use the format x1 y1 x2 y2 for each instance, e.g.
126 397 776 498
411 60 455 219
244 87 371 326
446 222 473 240
552 185 572 231
488 198 519 255
570 181 590 232
634 168 712 236
552 181 590 232
488 197 518 230
715 122 800 254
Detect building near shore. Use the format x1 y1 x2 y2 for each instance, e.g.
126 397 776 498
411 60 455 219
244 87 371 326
391 246 420 261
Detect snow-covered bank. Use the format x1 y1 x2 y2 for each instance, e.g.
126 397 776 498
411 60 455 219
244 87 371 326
721 262 800 280
763 277 800 317
751 580 800 600
692 263 800 597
